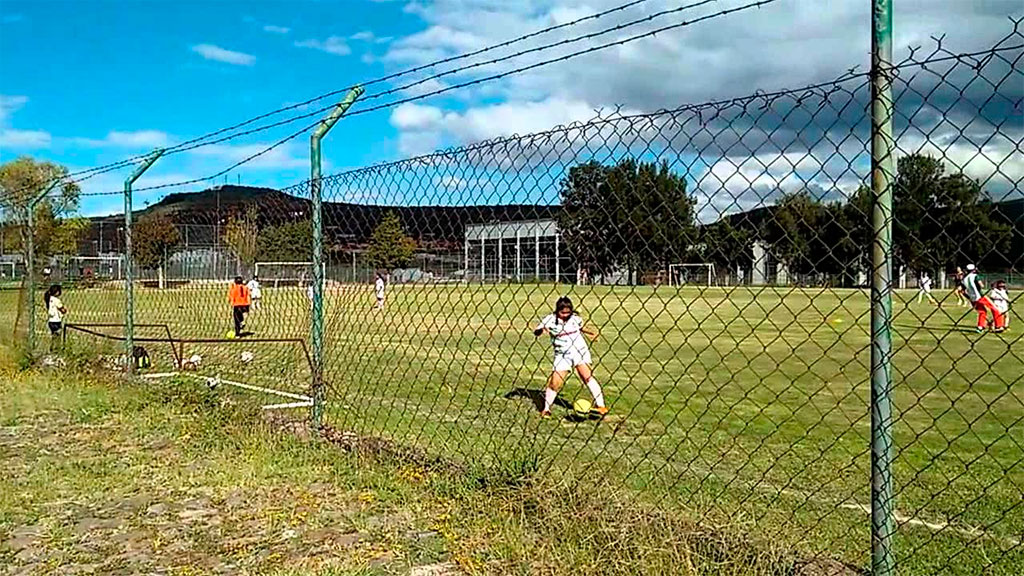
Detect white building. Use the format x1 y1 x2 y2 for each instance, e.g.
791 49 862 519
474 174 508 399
464 218 571 283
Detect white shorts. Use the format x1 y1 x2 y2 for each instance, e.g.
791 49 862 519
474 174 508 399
553 347 592 372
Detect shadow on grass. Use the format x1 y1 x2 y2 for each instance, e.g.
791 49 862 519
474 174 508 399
504 387 572 412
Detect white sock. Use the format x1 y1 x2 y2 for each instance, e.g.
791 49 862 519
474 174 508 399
543 387 558 412
586 378 605 408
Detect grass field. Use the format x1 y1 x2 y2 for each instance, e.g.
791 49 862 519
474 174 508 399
2 281 1022 575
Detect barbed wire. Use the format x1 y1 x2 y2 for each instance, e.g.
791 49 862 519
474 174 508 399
12 0 665 190
37 0 778 201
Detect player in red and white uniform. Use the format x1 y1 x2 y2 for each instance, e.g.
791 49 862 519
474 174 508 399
962 264 1005 333
533 296 608 418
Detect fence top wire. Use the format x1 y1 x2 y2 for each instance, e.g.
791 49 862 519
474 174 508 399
308 24 1022 190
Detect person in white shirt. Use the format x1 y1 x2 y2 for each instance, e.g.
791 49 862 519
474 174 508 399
43 284 67 351
989 280 1010 329
532 296 608 418
373 272 386 310
916 272 938 305
246 276 262 311
962 264 1005 333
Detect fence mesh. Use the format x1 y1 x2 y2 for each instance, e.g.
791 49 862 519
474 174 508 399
2 20 1022 576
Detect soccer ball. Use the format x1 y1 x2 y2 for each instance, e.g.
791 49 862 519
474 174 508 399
225 330 236 340
573 398 593 415
206 376 221 390
240 351 254 363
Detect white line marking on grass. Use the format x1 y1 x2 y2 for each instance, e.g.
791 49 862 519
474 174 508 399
775 488 1021 547
142 371 313 408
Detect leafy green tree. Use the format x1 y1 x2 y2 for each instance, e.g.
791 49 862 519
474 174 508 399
51 217 91 255
559 158 697 283
258 220 312 262
365 211 416 271
224 205 260 273
0 157 81 265
761 190 829 276
134 214 180 288
893 153 1009 272
697 219 752 278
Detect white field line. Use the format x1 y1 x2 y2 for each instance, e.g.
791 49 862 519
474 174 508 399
142 371 312 406
775 489 1021 548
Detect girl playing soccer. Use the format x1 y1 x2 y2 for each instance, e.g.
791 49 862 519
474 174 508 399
43 284 67 351
532 296 608 418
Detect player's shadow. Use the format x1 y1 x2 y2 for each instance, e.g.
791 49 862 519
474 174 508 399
504 388 571 412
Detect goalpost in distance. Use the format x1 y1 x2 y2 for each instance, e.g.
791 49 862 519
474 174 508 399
254 261 327 288
668 263 716 287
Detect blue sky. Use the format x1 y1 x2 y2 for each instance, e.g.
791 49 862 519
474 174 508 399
1 0 1020 218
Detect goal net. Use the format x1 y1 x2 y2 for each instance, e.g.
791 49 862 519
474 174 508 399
668 263 715 287
254 261 327 288
0 261 15 282
62 255 125 282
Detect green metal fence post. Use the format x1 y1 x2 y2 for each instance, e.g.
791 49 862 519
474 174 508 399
870 0 896 574
124 149 164 373
26 181 59 359
309 86 364 432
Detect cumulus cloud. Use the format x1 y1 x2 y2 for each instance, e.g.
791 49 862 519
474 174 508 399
295 36 351 56
262 24 291 34
73 130 171 149
191 44 256 66
371 0 1021 207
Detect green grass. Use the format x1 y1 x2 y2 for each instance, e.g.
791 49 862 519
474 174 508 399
1 345 802 575
2 281 1022 575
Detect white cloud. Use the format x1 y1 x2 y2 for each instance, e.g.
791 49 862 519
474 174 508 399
0 94 28 123
0 94 51 152
0 129 51 150
351 30 375 42
191 44 256 66
262 24 291 34
73 130 171 149
295 36 351 56
186 141 306 170
390 103 445 131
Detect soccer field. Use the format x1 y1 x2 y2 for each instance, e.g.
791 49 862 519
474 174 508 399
2 282 1021 573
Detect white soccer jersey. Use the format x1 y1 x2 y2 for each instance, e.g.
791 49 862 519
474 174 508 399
919 275 932 291
47 296 64 323
537 313 589 355
990 288 1010 313
962 272 983 303
247 279 262 298
374 277 385 299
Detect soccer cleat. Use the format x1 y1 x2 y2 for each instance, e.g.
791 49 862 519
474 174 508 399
591 406 610 416
975 327 986 334
540 410 552 419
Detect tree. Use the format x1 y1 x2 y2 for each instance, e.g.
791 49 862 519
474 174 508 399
51 217 91 256
0 157 81 266
365 211 416 271
257 220 312 262
224 205 260 274
697 219 753 279
761 190 830 278
559 158 697 283
134 214 180 288
893 153 1010 273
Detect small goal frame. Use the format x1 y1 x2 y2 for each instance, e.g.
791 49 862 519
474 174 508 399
254 261 327 288
668 263 716 287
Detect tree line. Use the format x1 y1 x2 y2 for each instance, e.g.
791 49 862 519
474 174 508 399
557 154 1013 284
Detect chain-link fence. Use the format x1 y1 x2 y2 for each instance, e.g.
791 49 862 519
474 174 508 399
3 16 1022 576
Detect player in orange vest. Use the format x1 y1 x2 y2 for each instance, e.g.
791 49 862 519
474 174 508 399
228 276 252 337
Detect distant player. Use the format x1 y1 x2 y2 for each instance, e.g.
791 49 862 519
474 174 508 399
989 280 1010 329
962 264 1005 333
43 284 67 352
373 272 386 310
246 276 262 311
916 272 938 305
950 266 968 307
228 276 251 337
532 296 608 418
